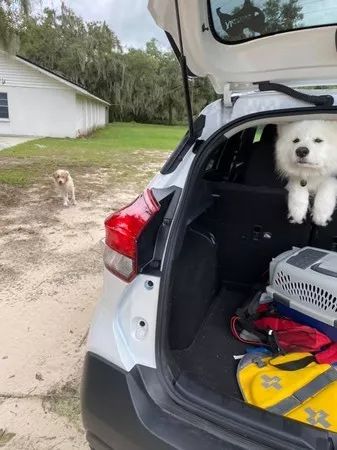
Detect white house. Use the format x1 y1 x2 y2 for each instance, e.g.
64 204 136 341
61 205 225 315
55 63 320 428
0 50 110 138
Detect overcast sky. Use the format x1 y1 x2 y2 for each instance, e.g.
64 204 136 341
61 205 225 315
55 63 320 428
34 0 167 48
36 0 337 49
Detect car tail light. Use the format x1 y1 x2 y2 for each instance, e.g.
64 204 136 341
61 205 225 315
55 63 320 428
104 189 160 282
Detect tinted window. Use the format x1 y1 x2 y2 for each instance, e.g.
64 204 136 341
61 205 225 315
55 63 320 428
209 0 337 43
0 93 9 119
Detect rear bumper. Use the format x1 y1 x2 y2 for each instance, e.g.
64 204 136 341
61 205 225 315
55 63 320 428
81 352 337 450
81 352 174 450
81 352 253 450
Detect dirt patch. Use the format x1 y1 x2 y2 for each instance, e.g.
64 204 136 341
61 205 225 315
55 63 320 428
43 381 81 430
0 151 169 449
0 429 16 447
0 397 87 450
0 185 24 207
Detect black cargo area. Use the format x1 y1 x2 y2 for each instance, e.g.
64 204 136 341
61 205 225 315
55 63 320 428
173 287 247 398
167 123 337 401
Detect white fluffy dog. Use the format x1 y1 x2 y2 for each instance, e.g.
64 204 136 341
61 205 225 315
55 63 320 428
53 169 76 207
276 120 337 227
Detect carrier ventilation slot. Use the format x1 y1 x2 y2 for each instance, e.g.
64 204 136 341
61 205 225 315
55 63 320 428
274 271 337 312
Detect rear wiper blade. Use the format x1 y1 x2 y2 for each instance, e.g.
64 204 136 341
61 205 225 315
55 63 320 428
257 81 334 107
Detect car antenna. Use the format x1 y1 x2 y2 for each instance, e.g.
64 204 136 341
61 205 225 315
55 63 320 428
174 0 195 137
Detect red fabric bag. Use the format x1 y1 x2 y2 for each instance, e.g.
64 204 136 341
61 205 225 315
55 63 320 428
315 342 337 364
231 293 337 364
254 317 332 353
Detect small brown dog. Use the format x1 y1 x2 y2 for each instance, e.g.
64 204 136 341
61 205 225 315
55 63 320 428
53 169 76 207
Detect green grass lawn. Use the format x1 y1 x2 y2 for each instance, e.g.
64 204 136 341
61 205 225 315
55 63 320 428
0 122 186 186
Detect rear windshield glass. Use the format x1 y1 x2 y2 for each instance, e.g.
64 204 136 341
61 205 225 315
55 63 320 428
209 0 337 43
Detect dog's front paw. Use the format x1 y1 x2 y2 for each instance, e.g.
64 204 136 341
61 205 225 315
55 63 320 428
312 211 332 227
288 211 305 224
72 200 77 206
63 202 69 207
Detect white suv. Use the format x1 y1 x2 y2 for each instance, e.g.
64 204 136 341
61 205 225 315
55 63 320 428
81 1 337 449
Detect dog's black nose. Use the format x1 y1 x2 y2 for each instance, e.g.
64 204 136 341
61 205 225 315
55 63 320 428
296 147 309 158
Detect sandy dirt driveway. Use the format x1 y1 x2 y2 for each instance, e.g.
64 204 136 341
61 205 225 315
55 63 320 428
0 151 169 449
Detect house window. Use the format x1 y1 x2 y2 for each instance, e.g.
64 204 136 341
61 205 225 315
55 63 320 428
0 93 9 119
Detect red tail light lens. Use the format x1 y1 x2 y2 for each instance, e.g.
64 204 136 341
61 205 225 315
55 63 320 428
104 189 160 282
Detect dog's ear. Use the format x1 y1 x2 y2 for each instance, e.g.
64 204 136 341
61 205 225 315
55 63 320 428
53 171 58 180
64 171 70 181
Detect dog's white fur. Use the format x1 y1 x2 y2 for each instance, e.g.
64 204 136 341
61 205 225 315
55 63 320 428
53 169 76 207
276 120 337 226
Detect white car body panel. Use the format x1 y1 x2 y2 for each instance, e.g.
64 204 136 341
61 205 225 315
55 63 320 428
149 150 195 190
115 274 161 370
148 0 337 94
231 91 337 121
149 99 232 190
88 269 161 371
88 91 337 373
87 268 128 369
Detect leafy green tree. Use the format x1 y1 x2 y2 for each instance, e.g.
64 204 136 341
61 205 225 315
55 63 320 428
0 0 29 51
20 4 121 85
263 0 303 33
228 0 303 39
17 6 216 125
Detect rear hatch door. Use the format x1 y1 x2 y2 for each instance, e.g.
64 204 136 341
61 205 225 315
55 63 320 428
148 0 337 93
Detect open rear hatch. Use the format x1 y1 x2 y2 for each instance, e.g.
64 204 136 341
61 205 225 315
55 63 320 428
148 2 337 447
148 0 337 94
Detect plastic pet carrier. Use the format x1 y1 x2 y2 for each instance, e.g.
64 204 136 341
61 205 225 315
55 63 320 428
267 247 337 341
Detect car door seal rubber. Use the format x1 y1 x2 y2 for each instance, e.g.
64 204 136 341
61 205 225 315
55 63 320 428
160 114 206 175
257 81 334 107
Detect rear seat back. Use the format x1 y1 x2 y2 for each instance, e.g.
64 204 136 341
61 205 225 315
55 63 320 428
229 127 256 182
208 183 311 284
246 125 337 254
312 220 337 251
204 124 312 285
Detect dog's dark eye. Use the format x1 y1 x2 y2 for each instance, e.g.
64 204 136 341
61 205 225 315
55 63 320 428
293 138 300 144
314 138 323 143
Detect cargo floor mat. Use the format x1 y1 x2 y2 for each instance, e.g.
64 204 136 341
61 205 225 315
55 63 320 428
173 287 248 398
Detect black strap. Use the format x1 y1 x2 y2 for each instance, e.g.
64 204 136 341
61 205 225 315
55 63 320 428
269 355 315 371
235 290 280 350
235 316 280 353
258 81 334 107
236 316 269 342
236 289 267 319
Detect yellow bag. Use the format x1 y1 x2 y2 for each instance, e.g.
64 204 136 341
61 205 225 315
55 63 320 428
237 352 337 431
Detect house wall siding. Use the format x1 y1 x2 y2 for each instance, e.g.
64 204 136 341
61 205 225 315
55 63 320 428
0 86 77 137
76 95 108 137
0 52 67 90
0 51 108 138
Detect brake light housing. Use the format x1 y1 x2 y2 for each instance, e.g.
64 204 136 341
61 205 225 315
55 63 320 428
104 189 160 282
